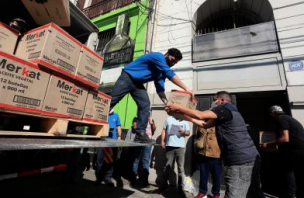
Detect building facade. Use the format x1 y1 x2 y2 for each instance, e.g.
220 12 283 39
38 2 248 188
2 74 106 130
147 0 304 195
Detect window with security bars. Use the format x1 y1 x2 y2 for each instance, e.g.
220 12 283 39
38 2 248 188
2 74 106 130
196 10 262 36
96 28 116 56
96 23 131 56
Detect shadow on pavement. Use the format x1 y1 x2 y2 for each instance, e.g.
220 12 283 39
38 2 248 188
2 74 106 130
0 172 135 198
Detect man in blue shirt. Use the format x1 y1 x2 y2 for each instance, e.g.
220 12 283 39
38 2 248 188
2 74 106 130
108 110 122 140
95 110 121 186
110 48 193 143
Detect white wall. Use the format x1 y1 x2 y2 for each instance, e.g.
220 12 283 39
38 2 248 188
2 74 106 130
148 0 304 123
271 0 304 123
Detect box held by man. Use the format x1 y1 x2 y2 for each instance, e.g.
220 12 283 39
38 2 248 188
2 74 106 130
167 90 197 121
259 131 276 144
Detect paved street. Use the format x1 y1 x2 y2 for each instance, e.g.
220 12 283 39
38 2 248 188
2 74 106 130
0 168 226 198
0 167 280 198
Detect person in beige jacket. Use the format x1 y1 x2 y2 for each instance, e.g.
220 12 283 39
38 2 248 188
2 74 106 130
192 119 221 198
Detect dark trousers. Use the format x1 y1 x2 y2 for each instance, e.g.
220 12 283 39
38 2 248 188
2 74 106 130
110 71 150 134
132 146 152 184
198 155 221 196
291 155 304 198
279 154 296 198
163 147 185 188
95 148 115 182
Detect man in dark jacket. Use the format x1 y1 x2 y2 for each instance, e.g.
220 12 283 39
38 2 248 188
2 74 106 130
165 91 265 198
262 105 304 198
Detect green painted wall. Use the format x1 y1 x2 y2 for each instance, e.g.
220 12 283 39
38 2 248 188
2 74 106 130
92 1 149 129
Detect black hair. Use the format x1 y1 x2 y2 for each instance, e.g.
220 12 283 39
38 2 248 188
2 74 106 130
216 91 231 102
167 48 183 60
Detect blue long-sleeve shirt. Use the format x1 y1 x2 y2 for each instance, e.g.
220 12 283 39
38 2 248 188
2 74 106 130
123 52 176 93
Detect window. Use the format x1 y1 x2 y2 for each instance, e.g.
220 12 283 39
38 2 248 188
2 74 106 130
96 28 116 55
196 9 261 35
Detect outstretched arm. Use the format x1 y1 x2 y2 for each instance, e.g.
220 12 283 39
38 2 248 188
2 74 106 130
190 118 215 129
170 75 194 99
170 75 190 92
165 103 218 120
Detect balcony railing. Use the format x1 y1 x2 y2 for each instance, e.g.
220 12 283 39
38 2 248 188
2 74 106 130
82 0 136 19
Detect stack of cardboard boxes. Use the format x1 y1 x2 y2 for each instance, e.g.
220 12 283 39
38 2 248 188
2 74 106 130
0 22 111 125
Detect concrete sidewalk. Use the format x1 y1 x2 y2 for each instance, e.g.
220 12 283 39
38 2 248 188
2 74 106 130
0 168 272 198
83 168 225 198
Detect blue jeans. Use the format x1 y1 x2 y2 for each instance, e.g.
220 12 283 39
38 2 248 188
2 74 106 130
110 71 150 134
163 147 185 188
224 156 265 198
95 148 114 182
198 155 221 196
132 146 152 183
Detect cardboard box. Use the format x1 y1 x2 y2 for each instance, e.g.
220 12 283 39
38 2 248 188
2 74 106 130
0 22 19 54
259 131 276 144
75 45 103 88
167 90 197 121
21 0 70 27
41 75 88 119
0 51 50 114
83 90 111 123
16 23 81 79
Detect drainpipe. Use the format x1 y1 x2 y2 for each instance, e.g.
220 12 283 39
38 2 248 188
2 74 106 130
145 0 157 92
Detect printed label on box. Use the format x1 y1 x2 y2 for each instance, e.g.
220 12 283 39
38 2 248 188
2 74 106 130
83 90 111 123
42 75 88 119
0 51 50 113
16 23 81 79
75 45 103 88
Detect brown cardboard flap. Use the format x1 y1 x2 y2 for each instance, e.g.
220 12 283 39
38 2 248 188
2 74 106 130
21 0 71 27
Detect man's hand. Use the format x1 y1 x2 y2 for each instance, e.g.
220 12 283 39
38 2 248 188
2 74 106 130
118 136 121 140
161 141 166 149
261 143 268 150
260 142 278 152
185 89 195 102
165 103 182 114
179 128 185 135
192 118 207 128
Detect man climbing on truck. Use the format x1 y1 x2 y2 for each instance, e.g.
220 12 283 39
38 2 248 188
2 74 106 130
110 48 193 143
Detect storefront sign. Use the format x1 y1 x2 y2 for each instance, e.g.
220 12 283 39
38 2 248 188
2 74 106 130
103 47 133 69
289 61 303 71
